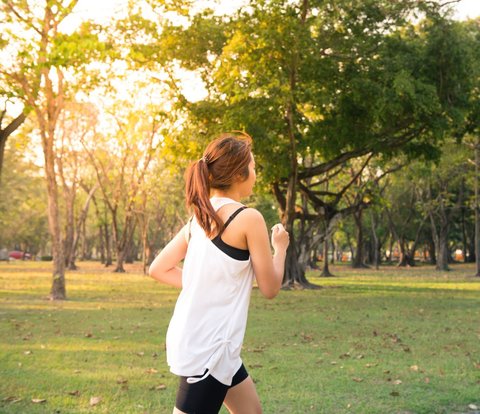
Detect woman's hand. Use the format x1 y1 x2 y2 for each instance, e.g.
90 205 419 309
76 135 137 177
271 223 289 253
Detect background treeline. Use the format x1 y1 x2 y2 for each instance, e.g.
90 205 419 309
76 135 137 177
0 0 479 299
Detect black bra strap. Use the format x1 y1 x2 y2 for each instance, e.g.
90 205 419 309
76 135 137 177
221 206 247 233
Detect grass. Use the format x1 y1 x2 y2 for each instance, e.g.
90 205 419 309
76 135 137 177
0 261 479 414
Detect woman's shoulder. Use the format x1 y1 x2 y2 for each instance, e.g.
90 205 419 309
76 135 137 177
237 206 265 225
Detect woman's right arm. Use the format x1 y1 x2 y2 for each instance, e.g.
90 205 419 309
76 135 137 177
148 225 188 288
244 209 289 299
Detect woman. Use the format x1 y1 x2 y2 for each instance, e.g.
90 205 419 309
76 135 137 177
149 132 289 414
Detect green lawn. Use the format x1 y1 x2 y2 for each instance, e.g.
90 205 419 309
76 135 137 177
0 261 479 414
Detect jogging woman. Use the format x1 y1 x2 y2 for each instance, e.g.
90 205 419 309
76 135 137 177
149 132 289 414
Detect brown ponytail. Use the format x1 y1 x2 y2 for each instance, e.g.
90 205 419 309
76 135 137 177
185 132 252 238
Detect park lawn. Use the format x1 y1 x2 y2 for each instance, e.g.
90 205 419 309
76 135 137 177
0 261 479 414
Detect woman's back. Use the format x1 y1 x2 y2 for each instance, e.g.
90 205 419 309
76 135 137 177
166 197 255 386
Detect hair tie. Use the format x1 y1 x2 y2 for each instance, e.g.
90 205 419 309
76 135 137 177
201 155 209 164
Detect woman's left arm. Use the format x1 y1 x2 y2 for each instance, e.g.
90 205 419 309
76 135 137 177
148 225 188 288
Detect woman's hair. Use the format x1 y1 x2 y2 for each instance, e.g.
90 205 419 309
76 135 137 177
185 131 253 238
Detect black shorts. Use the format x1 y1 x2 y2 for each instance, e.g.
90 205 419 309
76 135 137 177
175 364 249 414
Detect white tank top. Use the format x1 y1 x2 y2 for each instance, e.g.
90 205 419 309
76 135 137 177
166 197 255 386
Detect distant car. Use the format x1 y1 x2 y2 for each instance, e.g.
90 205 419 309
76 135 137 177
8 251 31 260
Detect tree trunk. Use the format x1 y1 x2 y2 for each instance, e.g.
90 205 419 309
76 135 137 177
98 224 105 264
104 222 113 266
68 184 97 269
428 238 436 264
114 249 126 273
320 238 333 277
429 209 449 271
397 238 409 267
436 228 450 271
475 135 480 276
467 226 475 263
0 130 6 186
0 111 27 186
370 211 380 270
330 239 335 265
64 194 77 270
352 209 368 268
42 129 66 300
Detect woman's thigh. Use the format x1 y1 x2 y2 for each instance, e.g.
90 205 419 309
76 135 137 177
223 376 262 414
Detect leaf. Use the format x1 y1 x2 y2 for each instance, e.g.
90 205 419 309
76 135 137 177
410 365 419 372
468 404 479 410
68 390 80 396
150 384 167 391
3 396 22 404
390 391 400 397
89 396 102 406
145 368 158 374
393 379 402 385
352 377 363 382
32 399 47 404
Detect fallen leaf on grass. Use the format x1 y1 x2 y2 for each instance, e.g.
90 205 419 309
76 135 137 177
352 377 363 382
116 378 128 384
301 332 314 342
390 391 400 397
469 404 479 410
89 396 101 406
393 380 402 385
150 384 167 391
145 368 158 374
32 398 47 404
365 363 377 368
410 365 419 372
24 350 32 355
67 391 80 397
3 396 22 404
424 377 430 384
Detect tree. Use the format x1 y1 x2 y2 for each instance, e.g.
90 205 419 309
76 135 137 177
413 141 471 271
82 102 161 272
0 132 48 254
56 101 99 270
0 101 26 185
130 0 473 287
1 1 113 299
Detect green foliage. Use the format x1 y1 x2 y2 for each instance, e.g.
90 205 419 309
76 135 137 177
0 135 48 253
51 22 117 68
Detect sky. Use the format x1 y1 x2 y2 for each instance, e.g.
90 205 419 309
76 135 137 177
67 0 480 24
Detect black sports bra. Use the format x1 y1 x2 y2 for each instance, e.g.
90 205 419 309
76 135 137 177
212 206 249 261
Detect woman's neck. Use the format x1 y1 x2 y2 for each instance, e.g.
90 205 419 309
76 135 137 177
210 189 241 202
